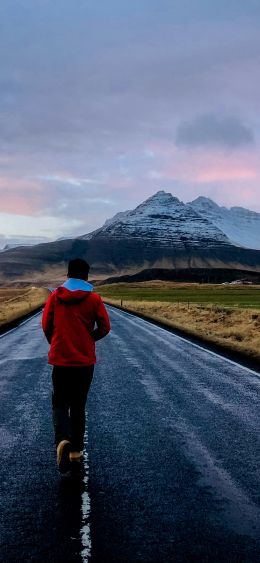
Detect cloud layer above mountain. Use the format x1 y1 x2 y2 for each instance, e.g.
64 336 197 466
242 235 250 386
0 0 260 238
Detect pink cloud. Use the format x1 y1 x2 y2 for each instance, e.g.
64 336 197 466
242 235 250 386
0 177 46 215
194 166 257 183
148 145 259 185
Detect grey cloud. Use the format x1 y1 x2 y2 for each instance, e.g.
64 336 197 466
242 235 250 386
0 1 259 154
39 180 114 218
176 114 255 149
0 0 260 237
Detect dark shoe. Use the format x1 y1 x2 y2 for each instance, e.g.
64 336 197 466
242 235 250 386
69 450 83 462
57 440 71 473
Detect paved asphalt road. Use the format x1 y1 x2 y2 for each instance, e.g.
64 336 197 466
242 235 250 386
0 305 260 563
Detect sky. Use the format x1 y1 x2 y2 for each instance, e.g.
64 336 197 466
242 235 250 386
0 0 260 242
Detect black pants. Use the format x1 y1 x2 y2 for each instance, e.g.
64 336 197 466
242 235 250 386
52 365 94 451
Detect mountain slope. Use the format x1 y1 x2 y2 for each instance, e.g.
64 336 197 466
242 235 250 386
189 196 260 250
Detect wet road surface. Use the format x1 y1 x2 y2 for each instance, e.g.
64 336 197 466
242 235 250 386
0 306 260 562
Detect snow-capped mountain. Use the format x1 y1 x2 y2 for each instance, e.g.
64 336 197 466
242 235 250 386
189 196 260 250
81 191 231 248
76 190 260 273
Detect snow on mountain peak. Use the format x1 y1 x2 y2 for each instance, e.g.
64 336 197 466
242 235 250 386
190 196 220 210
131 190 182 216
90 189 230 248
147 190 180 203
101 191 183 229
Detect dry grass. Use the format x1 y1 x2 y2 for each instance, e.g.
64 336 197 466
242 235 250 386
0 287 50 327
0 289 27 303
104 298 260 361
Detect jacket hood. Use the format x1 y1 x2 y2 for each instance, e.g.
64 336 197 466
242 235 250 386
56 278 93 303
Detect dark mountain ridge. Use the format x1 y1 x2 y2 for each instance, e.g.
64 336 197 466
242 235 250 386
100 268 260 285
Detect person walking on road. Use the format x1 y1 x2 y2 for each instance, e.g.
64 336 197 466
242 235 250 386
42 258 110 473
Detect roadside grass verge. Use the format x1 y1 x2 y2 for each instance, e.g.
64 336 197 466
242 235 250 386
98 283 260 363
0 287 50 329
98 281 260 309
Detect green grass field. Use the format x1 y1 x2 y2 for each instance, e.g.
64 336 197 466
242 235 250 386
98 283 260 309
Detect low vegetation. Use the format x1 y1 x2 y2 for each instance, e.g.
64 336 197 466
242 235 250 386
0 287 50 328
98 283 260 362
98 281 260 308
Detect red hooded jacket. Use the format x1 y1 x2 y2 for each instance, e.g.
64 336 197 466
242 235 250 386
42 280 110 366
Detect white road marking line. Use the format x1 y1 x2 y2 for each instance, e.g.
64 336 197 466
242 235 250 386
0 310 43 339
81 416 91 562
107 305 260 378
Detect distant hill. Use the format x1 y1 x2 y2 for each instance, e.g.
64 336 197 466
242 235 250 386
0 235 50 252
